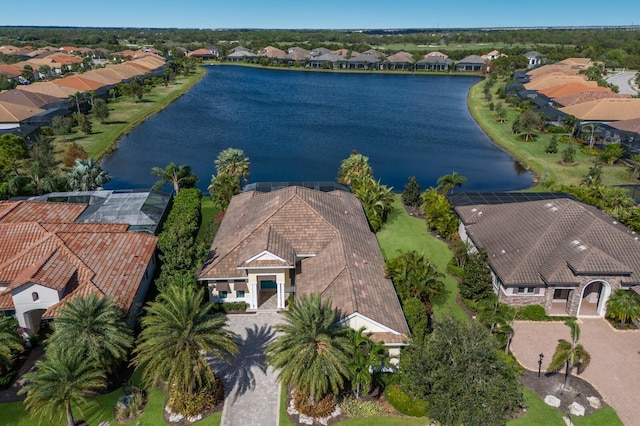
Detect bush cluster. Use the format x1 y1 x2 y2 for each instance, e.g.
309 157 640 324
113 385 147 424
515 305 571 321
340 397 383 418
293 390 336 418
384 384 428 417
156 188 204 288
168 380 223 418
211 301 247 313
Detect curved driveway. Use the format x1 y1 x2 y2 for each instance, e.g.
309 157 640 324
510 319 640 425
606 71 638 95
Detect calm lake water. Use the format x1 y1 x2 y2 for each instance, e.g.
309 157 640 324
102 66 533 192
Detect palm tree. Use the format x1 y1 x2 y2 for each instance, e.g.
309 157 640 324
133 281 237 402
66 158 111 191
385 250 445 311
46 294 133 375
582 123 598 149
338 151 373 186
0 316 24 372
19 349 106 426
437 172 467 195
351 177 394 232
606 290 640 326
151 162 198 194
214 148 250 183
208 173 241 210
347 328 389 399
68 92 82 114
265 294 351 408
547 320 591 390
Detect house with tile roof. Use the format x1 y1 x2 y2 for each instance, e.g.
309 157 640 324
524 74 591 91
524 51 546 68
453 195 640 317
188 47 220 60
559 98 640 122
386 51 414 70
198 186 409 358
416 56 453 71
455 55 486 71
0 200 158 333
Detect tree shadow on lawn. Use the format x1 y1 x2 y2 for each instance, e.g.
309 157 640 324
207 323 276 403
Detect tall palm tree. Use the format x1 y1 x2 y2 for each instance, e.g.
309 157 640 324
606 290 640 326
68 92 82 114
436 172 467 195
66 158 111 191
347 327 389 399
151 162 198 194
338 151 373 186
133 281 237 401
19 348 106 426
265 294 351 406
46 294 133 375
214 148 250 183
351 177 394 232
547 319 591 390
0 316 24 372
385 250 445 311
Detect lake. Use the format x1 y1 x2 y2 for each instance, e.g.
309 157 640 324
101 65 533 192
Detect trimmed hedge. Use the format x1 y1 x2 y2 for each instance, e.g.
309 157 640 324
211 301 247 313
515 305 572 322
384 385 428 417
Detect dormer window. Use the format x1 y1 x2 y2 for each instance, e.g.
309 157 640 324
32 292 39 302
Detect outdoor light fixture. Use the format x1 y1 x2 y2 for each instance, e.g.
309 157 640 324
538 353 544 377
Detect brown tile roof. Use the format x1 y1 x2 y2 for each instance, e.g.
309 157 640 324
16 82 78 99
0 64 22 79
55 75 105 91
81 68 127 85
0 101 45 123
0 201 156 315
527 64 583 80
540 83 608 99
553 90 630 107
456 199 640 286
387 51 414 63
557 57 593 67
200 187 409 340
258 46 286 59
608 117 640 133
0 89 61 109
524 74 590 91
559 98 640 121
425 51 448 59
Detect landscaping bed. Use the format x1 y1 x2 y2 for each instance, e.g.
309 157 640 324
521 369 606 417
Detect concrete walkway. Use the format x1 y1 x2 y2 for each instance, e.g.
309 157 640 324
209 312 283 426
510 319 640 425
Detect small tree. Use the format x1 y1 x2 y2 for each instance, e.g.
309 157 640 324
93 98 109 123
0 316 24 373
545 135 559 154
547 320 591 390
347 328 389 399
62 142 89 167
402 176 422 207
460 248 493 302
562 144 577 164
599 143 625 165
581 162 603 186
516 109 544 141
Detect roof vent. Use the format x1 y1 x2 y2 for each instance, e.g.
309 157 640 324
612 221 617 224
544 203 553 208
577 245 587 251
571 240 580 245
550 207 558 212
500 249 506 254
478 211 483 215
471 208 477 212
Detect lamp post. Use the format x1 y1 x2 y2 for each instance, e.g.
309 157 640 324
538 353 544 377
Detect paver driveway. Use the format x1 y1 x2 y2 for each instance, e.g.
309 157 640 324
209 312 284 426
510 318 640 425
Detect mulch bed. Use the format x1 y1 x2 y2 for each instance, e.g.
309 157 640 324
521 369 607 416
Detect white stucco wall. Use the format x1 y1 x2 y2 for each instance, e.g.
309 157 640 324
11 283 60 331
346 314 391 333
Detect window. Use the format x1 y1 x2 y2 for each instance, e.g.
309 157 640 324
218 291 228 299
32 292 39 301
517 287 535 294
236 290 245 298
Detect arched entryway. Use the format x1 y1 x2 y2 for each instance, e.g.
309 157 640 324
578 280 611 317
23 308 46 334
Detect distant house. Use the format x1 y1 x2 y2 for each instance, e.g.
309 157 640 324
455 55 485 71
347 54 380 70
231 46 251 53
360 49 387 59
0 196 165 333
258 46 286 60
198 186 409 361
310 47 331 57
309 53 345 69
282 47 311 65
386 51 414 70
524 51 546 68
452 193 640 317
481 50 504 61
416 56 453 71
226 50 258 62
188 46 220 60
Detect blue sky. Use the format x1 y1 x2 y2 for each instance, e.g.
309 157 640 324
2 0 639 29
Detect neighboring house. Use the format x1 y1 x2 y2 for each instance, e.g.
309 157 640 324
451 193 640 317
258 46 286 60
524 74 592 91
188 47 220 60
386 51 414 70
553 90 630 108
481 50 503 61
415 56 453 71
310 47 331 57
524 51 546 68
455 55 485 71
559 98 640 122
0 199 162 333
226 50 258 62
424 51 448 59
309 53 345 69
360 49 387 59
347 54 380 70
283 47 311 65
198 185 409 359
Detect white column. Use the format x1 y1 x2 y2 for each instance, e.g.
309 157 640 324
248 282 258 310
277 282 285 309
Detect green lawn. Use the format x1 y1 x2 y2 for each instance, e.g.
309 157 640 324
54 67 206 161
337 417 428 425
376 195 468 323
197 196 220 244
468 79 632 188
372 42 567 52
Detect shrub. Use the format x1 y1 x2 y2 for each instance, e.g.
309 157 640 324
340 397 383 418
384 384 428 417
446 261 464 277
114 385 147 424
546 125 567 134
168 380 223 418
212 301 247 313
581 146 600 156
515 305 547 321
545 135 558 154
293 390 336 418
